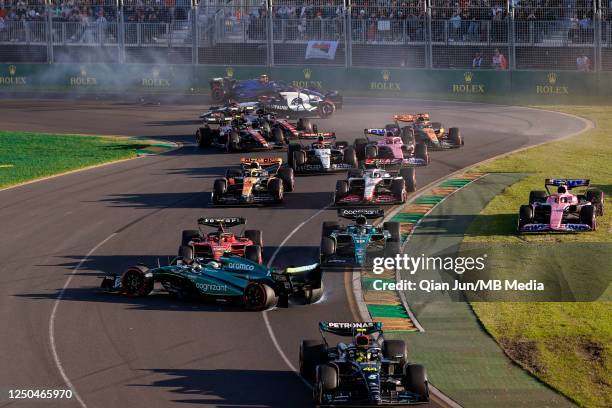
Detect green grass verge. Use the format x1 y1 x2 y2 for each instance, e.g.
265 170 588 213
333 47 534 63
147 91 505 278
0 131 153 189
463 106 612 408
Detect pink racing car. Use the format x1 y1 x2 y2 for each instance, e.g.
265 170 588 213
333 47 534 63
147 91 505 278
353 124 429 167
518 179 604 232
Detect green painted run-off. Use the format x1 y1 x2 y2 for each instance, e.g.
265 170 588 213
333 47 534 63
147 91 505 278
367 304 409 319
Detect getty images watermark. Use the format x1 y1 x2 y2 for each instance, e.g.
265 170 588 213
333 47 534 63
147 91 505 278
372 254 487 275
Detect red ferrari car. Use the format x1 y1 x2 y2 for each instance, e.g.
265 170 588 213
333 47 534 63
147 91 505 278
178 217 263 264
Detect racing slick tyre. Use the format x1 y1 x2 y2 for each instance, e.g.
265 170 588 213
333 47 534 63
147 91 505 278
414 143 429 164
334 180 349 203
343 147 358 168
316 364 339 391
335 140 349 150
288 143 302 168
121 265 154 297
529 190 548 205
245 229 263 248
383 339 407 364
195 127 212 148
178 244 194 262
321 237 336 257
403 364 429 402
383 222 401 242
272 127 284 145
518 205 534 231
365 145 378 160
322 221 340 238
391 179 407 203
385 123 397 130
300 340 327 382
384 240 401 258
400 167 416 193
579 205 597 230
245 245 263 264
181 230 200 246
347 169 364 179
297 118 313 132
293 151 307 170
354 138 368 160
401 126 415 145
318 101 336 118
226 131 240 152
304 282 324 304
448 127 462 146
212 179 227 205
277 167 295 192
211 86 226 103
243 282 278 311
268 178 284 203
431 121 442 132
586 189 605 216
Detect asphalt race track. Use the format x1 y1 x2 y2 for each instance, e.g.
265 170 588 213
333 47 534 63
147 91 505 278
0 98 587 408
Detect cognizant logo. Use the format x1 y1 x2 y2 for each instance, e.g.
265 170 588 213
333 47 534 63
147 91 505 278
196 282 228 292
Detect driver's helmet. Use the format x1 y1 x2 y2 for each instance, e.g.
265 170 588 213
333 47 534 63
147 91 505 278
251 120 260 129
355 215 367 226
249 161 261 170
557 185 567 194
220 233 233 243
258 74 269 84
206 261 221 269
353 334 372 362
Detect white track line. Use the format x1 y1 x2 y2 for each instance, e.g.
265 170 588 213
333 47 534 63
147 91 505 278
263 205 330 389
49 232 117 408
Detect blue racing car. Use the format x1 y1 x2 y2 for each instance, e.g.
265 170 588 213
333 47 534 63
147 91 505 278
320 208 401 267
101 253 323 310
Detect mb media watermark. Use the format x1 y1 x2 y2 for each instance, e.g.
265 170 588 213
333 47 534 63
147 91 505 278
372 254 487 275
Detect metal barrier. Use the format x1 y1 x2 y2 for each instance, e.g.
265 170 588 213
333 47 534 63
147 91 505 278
0 0 609 70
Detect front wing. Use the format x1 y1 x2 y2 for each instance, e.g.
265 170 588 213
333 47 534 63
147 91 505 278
520 223 592 232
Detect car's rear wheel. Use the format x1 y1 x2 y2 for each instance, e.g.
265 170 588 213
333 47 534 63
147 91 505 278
343 147 358 168
304 282 324 304
288 143 302 168
354 138 368 160
347 168 364 179
448 127 462 146
297 118 313 132
403 364 429 402
243 282 277 311
318 101 335 118
322 221 339 238
400 167 416 192
181 229 200 246
244 229 263 248
272 127 284 145
226 131 240 152
385 123 397 130
245 245 262 264
277 167 295 192
586 189 605 216
317 364 338 391
383 222 401 242
580 205 597 230
334 180 349 203
529 190 547 205
300 340 327 382
121 265 154 297
321 237 336 257
195 127 212 148
518 205 534 231
293 151 306 169
212 179 227 205
414 143 429 164
211 87 225 103
178 244 194 262
268 178 284 203
401 126 415 145
365 145 378 160
383 339 407 363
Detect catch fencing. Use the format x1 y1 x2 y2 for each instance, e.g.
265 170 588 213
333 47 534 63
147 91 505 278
0 0 610 70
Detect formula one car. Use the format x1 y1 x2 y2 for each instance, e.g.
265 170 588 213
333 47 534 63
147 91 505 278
320 208 401 267
300 322 429 405
101 255 323 310
395 113 463 150
179 217 263 264
334 167 416 206
210 75 342 118
354 126 429 167
518 179 604 232
212 158 294 206
195 112 285 151
199 101 260 125
288 135 358 174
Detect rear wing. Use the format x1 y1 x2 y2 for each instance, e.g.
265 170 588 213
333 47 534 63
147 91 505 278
319 321 383 336
298 131 336 140
198 217 246 228
364 128 389 136
545 179 590 189
240 157 283 169
393 113 429 123
338 208 384 220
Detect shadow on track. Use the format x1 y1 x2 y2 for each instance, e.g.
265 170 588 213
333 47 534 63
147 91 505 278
129 368 312 407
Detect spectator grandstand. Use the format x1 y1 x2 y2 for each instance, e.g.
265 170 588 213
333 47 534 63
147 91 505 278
0 0 611 70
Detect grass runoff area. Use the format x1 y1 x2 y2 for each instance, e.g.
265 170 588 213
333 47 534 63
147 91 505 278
0 131 154 189
462 106 612 408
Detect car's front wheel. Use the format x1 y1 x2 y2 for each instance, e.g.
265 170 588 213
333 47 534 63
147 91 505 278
243 282 277 311
121 265 154 297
